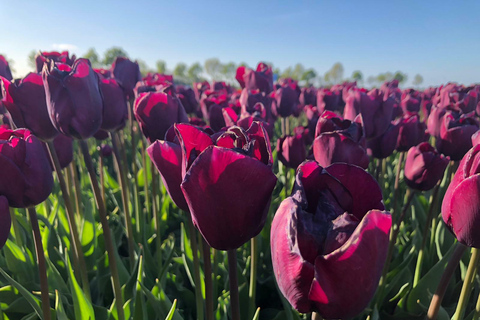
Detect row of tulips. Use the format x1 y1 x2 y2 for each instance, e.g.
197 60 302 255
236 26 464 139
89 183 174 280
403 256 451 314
0 51 479 320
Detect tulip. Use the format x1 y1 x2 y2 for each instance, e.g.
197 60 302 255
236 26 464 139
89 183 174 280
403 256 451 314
176 122 277 250
299 87 317 106
35 51 75 73
176 86 198 114
343 89 362 121
366 123 400 159
273 85 298 118
359 89 395 139
317 89 342 113
436 111 479 161
400 91 421 115
111 56 142 99
277 134 306 169
0 196 11 250
271 161 391 318
395 114 428 152
442 144 480 247
43 133 73 170
0 128 53 208
1 73 58 141
427 106 447 138
0 55 13 81
134 89 189 144
98 78 128 132
404 142 449 191
99 143 113 158
42 59 103 139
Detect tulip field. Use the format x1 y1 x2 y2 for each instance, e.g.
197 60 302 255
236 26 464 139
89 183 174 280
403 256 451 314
0 52 480 320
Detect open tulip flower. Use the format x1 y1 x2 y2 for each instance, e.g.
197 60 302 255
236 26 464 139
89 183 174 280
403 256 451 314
0 128 53 208
442 144 480 247
175 121 277 250
35 51 76 73
271 161 391 319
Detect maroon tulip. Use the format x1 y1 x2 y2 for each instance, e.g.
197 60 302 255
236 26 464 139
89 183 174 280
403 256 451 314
0 196 11 249
395 114 428 152
112 57 142 99
271 161 391 318
366 123 400 159
442 144 480 247
317 89 342 113
436 111 479 161
176 122 277 250
0 55 13 81
176 86 198 114
98 78 128 132
404 142 449 191
1 73 58 141
277 134 306 169
343 89 362 121
273 85 298 118
239 63 274 94
427 106 447 138
35 51 75 73
359 89 395 139
400 92 421 114
299 87 317 106
42 59 103 139
134 90 189 144
0 128 53 208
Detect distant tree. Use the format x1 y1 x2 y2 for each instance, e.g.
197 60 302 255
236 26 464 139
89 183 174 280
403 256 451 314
83 48 101 68
204 58 223 80
393 71 408 84
238 62 249 68
352 70 363 83
156 60 167 74
136 59 153 77
102 46 128 66
301 69 317 84
221 62 236 82
292 63 305 81
324 62 344 84
173 62 187 80
28 50 37 70
187 62 203 82
281 67 293 79
413 74 424 86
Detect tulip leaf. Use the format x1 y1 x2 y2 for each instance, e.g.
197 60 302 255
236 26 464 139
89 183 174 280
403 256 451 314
164 299 177 320
0 268 43 319
54 290 69 320
65 251 95 320
3 239 35 283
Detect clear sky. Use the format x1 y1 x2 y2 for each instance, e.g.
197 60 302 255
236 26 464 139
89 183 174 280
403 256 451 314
1 0 479 87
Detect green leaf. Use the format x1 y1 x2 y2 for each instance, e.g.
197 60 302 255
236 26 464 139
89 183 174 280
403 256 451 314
165 299 177 320
133 255 146 320
3 239 35 282
0 268 43 319
55 290 69 320
65 251 95 320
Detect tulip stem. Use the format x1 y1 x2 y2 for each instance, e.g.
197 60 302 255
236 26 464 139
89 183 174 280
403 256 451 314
111 132 135 268
27 206 51 320
472 286 480 319
453 248 480 320
201 238 214 320
99 152 106 205
46 142 91 302
140 137 150 229
228 249 241 320
186 216 204 320
312 312 324 320
249 236 259 319
413 182 441 287
392 152 405 218
79 140 125 320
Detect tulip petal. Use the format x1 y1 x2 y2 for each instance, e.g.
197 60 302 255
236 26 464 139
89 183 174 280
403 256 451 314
175 123 213 177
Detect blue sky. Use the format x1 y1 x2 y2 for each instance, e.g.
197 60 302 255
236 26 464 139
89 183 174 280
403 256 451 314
1 0 479 87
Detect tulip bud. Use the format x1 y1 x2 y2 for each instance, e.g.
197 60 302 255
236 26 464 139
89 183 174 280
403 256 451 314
395 114 428 152
98 78 128 132
277 134 306 169
0 56 13 81
111 57 142 99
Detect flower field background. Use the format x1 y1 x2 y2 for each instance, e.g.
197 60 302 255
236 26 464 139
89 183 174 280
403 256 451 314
0 51 478 320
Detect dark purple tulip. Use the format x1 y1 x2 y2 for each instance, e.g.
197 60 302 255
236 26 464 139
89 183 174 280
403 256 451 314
1 73 58 141
273 85 298 118
404 142 449 191
99 143 113 158
94 68 112 79
177 122 277 250
241 63 273 94
271 161 391 318
176 86 198 114
42 59 103 139
343 89 363 121
400 92 421 114
98 78 128 132
442 144 480 247
359 89 395 139
43 133 74 170
111 57 142 99
134 90 189 144
317 89 341 113
436 111 479 161
0 128 53 208
0 196 11 249
277 134 306 169
299 87 317 106
0 56 13 81
35 51 75 73
239 89 271 118
366 123 400 159
427 106 447 138
395 114 428 152
304 105 320 134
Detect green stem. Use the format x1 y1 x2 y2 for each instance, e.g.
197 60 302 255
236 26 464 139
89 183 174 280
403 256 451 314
201 238 214 320
413 183 441 287
99 153 105 205
228 249 240 320
472 287 480 319
27 207 51 320
186 216 204 320
46 142 91 302
79 140 125 320
392 152 405 218
140 137 150 227
249 236 259 319
111 132 135 268
453 248 480 320
427 243 467 319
